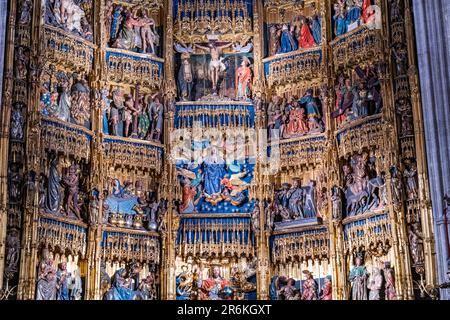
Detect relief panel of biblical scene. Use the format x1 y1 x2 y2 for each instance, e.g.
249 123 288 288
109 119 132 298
265 3 322 58
332 0 381 38
39 154 89 222
266 174 327 230
270 273 332 300
175 43 254 102
100 85 163 143
40 65 92 129
36 248 85 300
176 145 255 214
332 65 382 127
106 0 162 57
102 261 159 300
267 89 325 141
175 258 257 300
43 0 94 41
337 152 387 219
102 173 164 231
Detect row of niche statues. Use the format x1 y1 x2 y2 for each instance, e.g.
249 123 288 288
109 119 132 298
268 14 322 56
40 69 91 128
101 178 167 232
267 90 325 140
269 178 319 225
44 0 93 41
106 2 160 55
175 41 253 101
332 66 382 127
36 249 83 300
333 0 382 37
102 262 158 300
330 156 419 220
176 264 256 301
100 85 163 142
348 254 397 300
270 272 332 300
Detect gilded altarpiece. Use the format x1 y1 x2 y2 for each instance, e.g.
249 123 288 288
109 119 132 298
0 0 438 301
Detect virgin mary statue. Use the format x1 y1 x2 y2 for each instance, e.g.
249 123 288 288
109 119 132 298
202 148 226 197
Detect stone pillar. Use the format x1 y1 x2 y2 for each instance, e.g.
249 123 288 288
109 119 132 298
412 0 450 300
0 0 7 106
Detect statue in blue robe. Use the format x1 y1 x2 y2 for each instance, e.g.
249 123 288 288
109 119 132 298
56 263 70 300
105 268 137 300
45 157 61 214
311 16 322 45
202 151 226 196
104 179 140 215
279 25 298 54
300 89 321 118
346 2 362 26
333 4 348 37
287 180 304 219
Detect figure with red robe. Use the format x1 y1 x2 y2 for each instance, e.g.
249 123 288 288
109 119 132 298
235 57 252 100
198 266 231 300
361 0 373 23
285 107 309 138
320 276 333 300
301 270 318 300
299 19 316 48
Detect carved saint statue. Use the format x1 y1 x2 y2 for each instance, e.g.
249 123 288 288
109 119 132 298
36 249 57 300
62 164 81 220
198 266 231 300
178 55 194 101
349 254 368 300
235 57 252 101
301 271 318 300
56 262 70 300
320 276 333 300
384 262 397 300
408 222 424 265
45 157 61 214
367 267 383 300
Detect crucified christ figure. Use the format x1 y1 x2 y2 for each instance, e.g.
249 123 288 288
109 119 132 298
194 42 233 93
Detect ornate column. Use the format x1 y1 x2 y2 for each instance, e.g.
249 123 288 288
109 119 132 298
412 0 450 300
84 0 106 300
17 0 43 300
161 0 178 300
252 0 270 300
0 0 16 291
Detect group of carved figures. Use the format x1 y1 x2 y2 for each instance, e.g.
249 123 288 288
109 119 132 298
333 0 382 37
40 70 91 127
102 179 167 232
269 179 319 225
268 14 322 56
332 67 382 126
40 158 83 220
176 265 256 300
102 262 158 300
101 86 163 142
267 91 325 140
270 272 332 300
176 42 253 101
106 1 159 55
348 255 397 300
44 0 93 41
36 249 83 300
330 153 419 220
